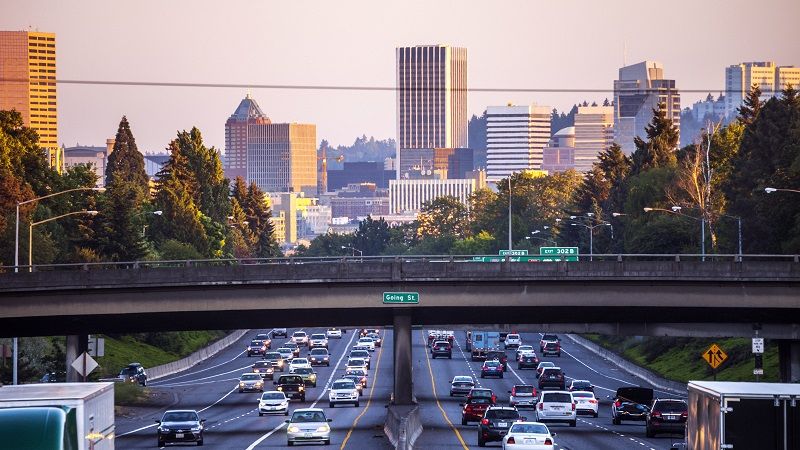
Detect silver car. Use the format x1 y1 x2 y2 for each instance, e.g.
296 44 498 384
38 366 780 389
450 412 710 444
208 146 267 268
258 391 289 416
449 375 475 396
285 408 331 446
238 373 264 393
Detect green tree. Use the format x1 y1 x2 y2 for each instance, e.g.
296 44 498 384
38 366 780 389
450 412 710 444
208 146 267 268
105 116 148 189
296 232 353 257
630 103 680 174
353 216 390 256
737 84 763 126
451 230 495 255
417 196 470 239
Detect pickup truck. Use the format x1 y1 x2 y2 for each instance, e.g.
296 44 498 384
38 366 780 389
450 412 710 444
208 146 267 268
274 375 306 401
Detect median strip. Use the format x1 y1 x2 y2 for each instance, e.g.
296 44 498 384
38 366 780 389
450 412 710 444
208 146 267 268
422 332 470 450
340 330 386 449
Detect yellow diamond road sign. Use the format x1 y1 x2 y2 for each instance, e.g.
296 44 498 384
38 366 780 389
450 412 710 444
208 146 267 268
702 343 728 369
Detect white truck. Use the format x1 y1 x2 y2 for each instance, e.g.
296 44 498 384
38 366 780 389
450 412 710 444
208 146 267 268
687 380 800 450
0 382 115 450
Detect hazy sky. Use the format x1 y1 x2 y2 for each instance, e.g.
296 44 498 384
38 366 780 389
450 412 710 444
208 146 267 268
2 0 799 153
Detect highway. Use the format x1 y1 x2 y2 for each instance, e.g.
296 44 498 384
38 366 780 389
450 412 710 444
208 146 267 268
115 328 686 449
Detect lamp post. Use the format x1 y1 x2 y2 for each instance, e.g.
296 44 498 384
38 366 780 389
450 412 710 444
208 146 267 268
341 245 363 257
644 206 705 258
568 222 612 261
137 210 163 236
526 235 557 246
507 176 513 251
29 210 99 271
765 187 800 194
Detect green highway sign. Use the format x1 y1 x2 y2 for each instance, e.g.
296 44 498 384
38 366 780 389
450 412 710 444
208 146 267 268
539 246 579 256
473 255 578 263
383 292 419 304
499 249 529 256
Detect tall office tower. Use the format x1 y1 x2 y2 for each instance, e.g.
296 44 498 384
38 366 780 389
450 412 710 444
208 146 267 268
573 106 614 172
0 31 61 171
224 94 317 195
725 62 800 117
613 61 680 154
485 105 551 182
396 45 468 178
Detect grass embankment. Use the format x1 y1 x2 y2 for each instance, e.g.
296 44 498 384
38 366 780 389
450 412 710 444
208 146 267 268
583 335 779 383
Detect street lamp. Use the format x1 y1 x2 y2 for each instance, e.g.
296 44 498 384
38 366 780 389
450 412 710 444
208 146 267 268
611 212 627 217
765 187 800 194
137 210 163 236
341 245 363 257
508 176 513 251
29 210 99 271
644 206 705 258
568 222 612 261
526 235 557 246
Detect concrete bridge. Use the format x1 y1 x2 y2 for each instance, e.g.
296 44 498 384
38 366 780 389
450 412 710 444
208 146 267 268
2 255 799 398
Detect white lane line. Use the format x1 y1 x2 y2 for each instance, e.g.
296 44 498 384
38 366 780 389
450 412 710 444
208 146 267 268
452 335 483 387
155 364 255 387
244 328 358 450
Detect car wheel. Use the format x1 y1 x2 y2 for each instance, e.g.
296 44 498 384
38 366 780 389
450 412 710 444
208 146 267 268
613 417 620 425
478 435 486 447
646 427 655 438
593 412 599 418
480 374 485 378
325 439 330 445
197 439 204 446
461 417 467 426
287 441 294 446
500 373 504 378
448 355 452 359
285 410 289 416
157 438 163 447
301 396 306 402
450 392 453 397
330 402 334 408
355 402 360 407
238 389 243 393
570 420 576 427
259 412 263 416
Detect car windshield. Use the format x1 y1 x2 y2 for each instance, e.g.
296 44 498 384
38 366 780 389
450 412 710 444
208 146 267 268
573 392 594 398
265 353 280 360
543 334 558 341
510 423 549 434
250 340 262 346
655 401 687 413
545 342 558 348
538 362 554 369
253 361 270 367
486 409 519 419
469 397 491 405
262 392 285 400
514 386 534 394
333 381 356 389
543 393 572 403
119 368 135 376
508 335 519 339
241 374 261 380
453 377 472 383
293 359 308 364
346 369 366 376
519 345 532 350
292 368 312 374
311 349 328 355
471 390 492 397
279 376 302 384
278 348 291 353
311 334 325 339
351 351 369 357
291 411 326 423
293 332 306 337
349 359 365 365
485 362 500 368
163 411 198 422
542 369 561 376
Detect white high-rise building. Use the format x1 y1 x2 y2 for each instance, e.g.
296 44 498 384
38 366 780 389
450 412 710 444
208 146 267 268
485 105 551 182
613 61 680 154
573 106 614 172
389 178 477 214
725 62 800 117
396 45 468 178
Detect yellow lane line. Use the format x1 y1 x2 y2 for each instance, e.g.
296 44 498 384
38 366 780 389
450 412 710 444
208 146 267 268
422 332 470 450
340 330 386 449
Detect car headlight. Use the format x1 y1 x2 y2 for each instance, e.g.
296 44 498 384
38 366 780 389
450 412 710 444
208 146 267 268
288 426 300 433
316 425 330 432
299 386 304 391
239 382 245 387
159 427 169 432
277 386 283 391
191 427 201 432
255 382 263 387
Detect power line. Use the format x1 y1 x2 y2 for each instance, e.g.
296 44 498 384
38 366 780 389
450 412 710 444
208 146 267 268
0 77 736 94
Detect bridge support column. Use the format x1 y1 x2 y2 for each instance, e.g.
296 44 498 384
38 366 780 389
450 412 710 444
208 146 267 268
66 334 88 382
393 310 413 405
779 340 800 383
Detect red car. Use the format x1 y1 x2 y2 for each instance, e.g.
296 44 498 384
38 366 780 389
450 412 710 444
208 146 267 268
461 397 493 425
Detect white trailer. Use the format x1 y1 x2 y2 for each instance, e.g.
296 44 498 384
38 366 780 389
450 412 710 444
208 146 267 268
0 382 115 450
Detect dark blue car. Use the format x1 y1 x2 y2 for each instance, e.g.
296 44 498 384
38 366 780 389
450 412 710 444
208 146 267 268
480 360 504 378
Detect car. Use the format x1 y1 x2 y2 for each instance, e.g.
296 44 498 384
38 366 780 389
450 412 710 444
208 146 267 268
264 351 286 372
289 358 311 371
486 350 509 372
39 371 66 383
467 388 498 405
346 357 368 372
290 367 318 387
239 372 265 392
328 378 360 408
367 332 382 347
481 360 504 378
538 367 566 391
501 421 556 449
292 331 309 347
252 360 275 380
326 328 343 339
504 334 522 349
274 374 306 401
156 409 205 446
461 396 493 425
345 368 368 388
568 380 594 393
273 328 288 338
516 345 536 361
255 333 272 349
646 398 687 437
342 374 364 395
277 347 295 362
541 341 561 357
247 339 267 357
309 348 331 366
536 391 576 427
258 391 289 416
309 333 328 349
361 328 379 337
119 363 147 386
349 349 372 369
508 385 538 409
610 387 654 425
431 340 452 359
352 344 371 352
449 376 475 397
283 341 301 358
478 406 522 447
572 391 599 417
539 334 560 352
357 337 376 351
285 408 331 446
499 332 509 342
535 361 555 378
518 354 539 370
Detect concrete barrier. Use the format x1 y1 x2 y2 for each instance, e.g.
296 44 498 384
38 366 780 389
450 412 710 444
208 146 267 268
566 334 687 395
147 329 250 381
384 404 422 450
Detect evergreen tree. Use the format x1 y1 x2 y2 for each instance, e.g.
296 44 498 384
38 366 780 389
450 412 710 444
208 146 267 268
603 98 611 107
173 127 230 222
353 216 391 256
105 116 148 189
630 103 680 174
417 196 470 238
737 84 763 126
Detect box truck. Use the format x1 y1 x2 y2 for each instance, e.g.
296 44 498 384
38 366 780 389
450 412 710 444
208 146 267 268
687 381 800 450
470 331 501 361
0 382 115 450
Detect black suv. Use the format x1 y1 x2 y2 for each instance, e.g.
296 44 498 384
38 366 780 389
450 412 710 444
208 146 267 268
485 350 508 372
537 367 566 390
119 363 147 386
478 406 521 446
274 374 305 401
611 387 653 425
646 399 687 437
431 341 452 359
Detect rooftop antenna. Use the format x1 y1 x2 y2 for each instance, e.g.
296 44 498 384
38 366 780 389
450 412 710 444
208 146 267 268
623 41 627 67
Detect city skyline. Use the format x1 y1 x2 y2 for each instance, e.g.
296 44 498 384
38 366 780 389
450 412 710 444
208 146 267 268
1 0 799 154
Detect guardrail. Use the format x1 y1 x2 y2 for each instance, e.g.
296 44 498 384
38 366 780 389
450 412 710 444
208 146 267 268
3 253 799 272
147 329 249 381
384 404 422 450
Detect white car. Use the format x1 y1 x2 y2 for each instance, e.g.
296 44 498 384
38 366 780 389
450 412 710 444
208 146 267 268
571 391 599 417
516 345 536 361
309 333 328 349
258 391 289 416
502 421 556 449
286 408 331 446
536 391 576 427
289 358 311 371
505 334 522 349
346 358 368 371
292 331 309 347
349 349 372 369
276 347 294 361
328 378 360 408
326 328 343 339
357 337 375 351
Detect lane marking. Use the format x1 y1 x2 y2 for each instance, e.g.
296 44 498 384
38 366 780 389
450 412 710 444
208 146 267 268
340 330 386 449
423 332 470 450
245 328 358 450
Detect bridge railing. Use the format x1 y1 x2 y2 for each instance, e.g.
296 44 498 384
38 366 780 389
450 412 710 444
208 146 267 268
2 253 798 273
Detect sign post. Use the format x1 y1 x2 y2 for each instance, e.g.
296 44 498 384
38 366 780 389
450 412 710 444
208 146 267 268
752 337 765 381
702 343 728 380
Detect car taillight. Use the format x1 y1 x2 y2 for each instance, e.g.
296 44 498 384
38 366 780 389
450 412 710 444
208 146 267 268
572 402 576 411
652 411 662 418
682 411 688 418
615 400 621 407
538 403 543 410
506 436 516 444
544 438 552 445
589 399 598 404
481 418 489 425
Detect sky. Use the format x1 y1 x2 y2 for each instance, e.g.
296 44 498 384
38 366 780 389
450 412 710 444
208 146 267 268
2 0 799 154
